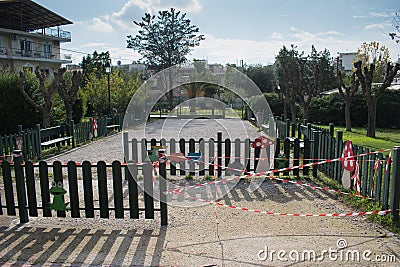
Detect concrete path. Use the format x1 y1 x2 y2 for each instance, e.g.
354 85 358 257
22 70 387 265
0 119 399 266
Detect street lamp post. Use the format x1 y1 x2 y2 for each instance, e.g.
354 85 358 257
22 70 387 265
105 60 112 117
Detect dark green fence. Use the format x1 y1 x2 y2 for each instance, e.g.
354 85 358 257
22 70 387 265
274 118 400 223
0 158 168 225
0 114 124 161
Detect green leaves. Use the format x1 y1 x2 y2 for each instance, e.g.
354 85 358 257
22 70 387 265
127 8 204 70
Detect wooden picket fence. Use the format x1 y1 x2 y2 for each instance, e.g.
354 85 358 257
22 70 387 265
275 118 400 223
0 115 124 161
0 157 167 225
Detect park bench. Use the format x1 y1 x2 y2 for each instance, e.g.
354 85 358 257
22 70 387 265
106 117 121 134
40 123 74 151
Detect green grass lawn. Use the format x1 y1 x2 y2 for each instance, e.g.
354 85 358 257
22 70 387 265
315 125 400 152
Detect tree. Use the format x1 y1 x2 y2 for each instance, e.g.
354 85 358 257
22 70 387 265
298 46 336 121
84 69 141 117
0 69 41 133
81 51 111 79
354 42 400 137
58 70 84 122
276 45 302 123
336 70 359 131
244 65 275 93
127 8 205 109
19 67 65 128
389 11 400 43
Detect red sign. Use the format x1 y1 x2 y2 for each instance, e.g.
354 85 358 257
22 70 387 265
252 136 274 149
341 140 356 172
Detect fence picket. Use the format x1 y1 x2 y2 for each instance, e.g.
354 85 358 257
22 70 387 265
25 161 38 216
39 161 51 217
67 161 80 218
53 161 66 218
126 163 139 219
143 163 154 219
170 138 176 176
82 161 94 218
97 161 109 218
112 161 124 219
2 161 16 216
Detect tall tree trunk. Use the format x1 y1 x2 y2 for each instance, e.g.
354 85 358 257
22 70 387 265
66 103 73 122
366 100 377 138
42 109 51 128
302 101 309 121
344 100 352 131
290 101 297 124
283 98 288 121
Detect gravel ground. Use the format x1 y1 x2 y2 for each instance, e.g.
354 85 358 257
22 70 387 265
0 118 399 266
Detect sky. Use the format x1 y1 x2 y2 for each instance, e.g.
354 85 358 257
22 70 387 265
36 0 400 66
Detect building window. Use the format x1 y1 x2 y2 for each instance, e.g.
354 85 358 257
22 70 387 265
40 68 50 75
22 63 34 73
20 39 32 56
43 43 52 58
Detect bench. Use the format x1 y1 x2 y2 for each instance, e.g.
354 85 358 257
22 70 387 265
287 137 304 149
106 124 120 132
106 117 121 134
40 124 74 151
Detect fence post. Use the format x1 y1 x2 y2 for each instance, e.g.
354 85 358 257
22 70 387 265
217 132 222 177
13 150 29 223
313 131 321 178
390 146 400 224
159 161 168 226
36 124 42 160
329 123 334 137
123 131 129 162
335 131 343 182
285 119 290 139
70 120 75 148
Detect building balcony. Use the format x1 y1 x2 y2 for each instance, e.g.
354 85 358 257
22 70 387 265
0 47 72 64
29 27 71 41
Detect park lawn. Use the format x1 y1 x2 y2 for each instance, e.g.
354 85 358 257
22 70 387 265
316 125 400 152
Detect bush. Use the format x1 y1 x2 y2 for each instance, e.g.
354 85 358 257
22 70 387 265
0 70 41 134
308 90 400 128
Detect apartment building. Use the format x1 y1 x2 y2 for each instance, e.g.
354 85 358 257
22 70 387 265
0 0 72 74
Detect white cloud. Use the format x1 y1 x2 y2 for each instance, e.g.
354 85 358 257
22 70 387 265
87 17 114 33
369 11 392 18
364 23 387 30
316 31 345 36
111 0 202 30
80 42 108 48
270 32 283 40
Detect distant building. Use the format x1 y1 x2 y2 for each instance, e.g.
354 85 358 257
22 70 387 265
336 52 358 75
0 0 72 74
115 61 149 78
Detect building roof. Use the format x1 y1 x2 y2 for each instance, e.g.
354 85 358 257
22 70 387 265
0 0 72 31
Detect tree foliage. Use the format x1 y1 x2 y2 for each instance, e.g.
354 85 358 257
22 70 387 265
19 67 66 127
389 11 400 44
276 45 302 123
0 70 41 134
58 70 84 122
354 42 400 137
244 65 276 93
127 8 204 109
80 51 111 79
84 69 141 117
127 8 204 69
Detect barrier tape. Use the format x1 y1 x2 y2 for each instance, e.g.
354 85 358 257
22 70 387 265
168 189 392 217
165 150 391 199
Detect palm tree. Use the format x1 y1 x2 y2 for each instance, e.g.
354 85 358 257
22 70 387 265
182 82 206 112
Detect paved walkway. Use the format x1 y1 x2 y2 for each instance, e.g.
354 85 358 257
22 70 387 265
0 119 399 266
